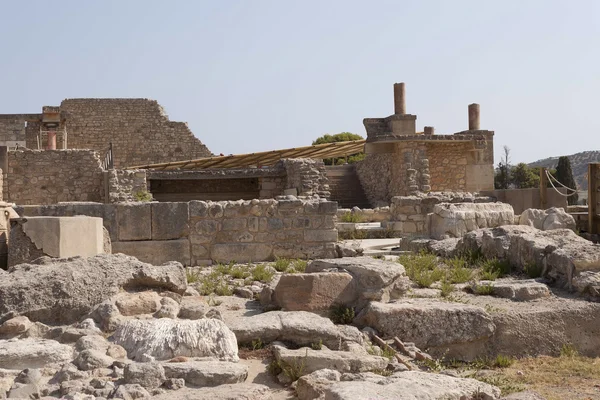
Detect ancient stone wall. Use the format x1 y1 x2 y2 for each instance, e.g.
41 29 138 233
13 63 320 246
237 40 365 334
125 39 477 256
15 198 338 265
355 154 392 207
426 142 469 192
46 99 212 168
6 149 105 204
106 169 148 203
282 159 330 197
0 119 26 148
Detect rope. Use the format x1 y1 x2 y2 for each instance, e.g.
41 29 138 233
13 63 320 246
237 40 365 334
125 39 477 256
545 169 578 197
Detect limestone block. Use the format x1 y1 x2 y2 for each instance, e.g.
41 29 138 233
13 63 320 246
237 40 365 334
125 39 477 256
304 229 338 242
112 239 190 266
273 272 355 311
519 207 576 231
430 202 514 239
318 201 338 215
211 243 273 263
151 202 189 240
71 202 118 241
117 203 151 241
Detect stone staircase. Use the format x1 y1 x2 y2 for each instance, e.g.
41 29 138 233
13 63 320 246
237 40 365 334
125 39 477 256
325 165 371 209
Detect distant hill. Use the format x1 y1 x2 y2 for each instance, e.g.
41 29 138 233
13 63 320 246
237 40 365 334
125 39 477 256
528 151 600 190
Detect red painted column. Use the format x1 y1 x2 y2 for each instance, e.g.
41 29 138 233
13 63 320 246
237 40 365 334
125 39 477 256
47 131 57 150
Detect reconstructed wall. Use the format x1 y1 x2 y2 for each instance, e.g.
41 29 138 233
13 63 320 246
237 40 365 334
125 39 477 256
0 119 26 148
282 159 330 197
15 198 338 265
106 169 148 203
6 149 105 204
426 142 469 192
39 99 212 168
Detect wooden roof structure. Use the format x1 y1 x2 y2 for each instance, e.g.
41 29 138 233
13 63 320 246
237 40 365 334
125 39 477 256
128 140 366 170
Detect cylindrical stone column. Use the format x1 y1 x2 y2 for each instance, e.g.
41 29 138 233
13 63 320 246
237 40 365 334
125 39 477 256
46 131 57 150
468 103 480 130
424 126 435 135
394 82 406 115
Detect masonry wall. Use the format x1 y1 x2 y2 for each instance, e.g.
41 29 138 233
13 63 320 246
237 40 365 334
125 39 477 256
0 119 26 148
426 142 469 192
15 199 338 265
6 149 105 204
50 99 212 168
282 159 330 197
106 169 148 203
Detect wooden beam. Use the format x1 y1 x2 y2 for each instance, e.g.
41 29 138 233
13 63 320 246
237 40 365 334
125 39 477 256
540 167 548 210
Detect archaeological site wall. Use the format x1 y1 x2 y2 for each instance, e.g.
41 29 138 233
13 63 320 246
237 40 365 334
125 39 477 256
6 149 105 204
16 198 338 265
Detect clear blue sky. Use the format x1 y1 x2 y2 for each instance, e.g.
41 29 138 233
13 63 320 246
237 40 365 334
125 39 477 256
1 1 599 164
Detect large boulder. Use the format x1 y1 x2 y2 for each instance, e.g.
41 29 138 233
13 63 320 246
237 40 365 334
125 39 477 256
227 311 363 348
519 207 576 231
319 371 501 400
111 318 239 362
430 202 514 239
354 300 495 358
457 225 600 287
0 339 74 369
151 384 272 400
0 254 187 324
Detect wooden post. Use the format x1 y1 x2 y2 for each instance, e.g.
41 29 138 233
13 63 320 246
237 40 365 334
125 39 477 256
589 163 599 234
540 167 548 210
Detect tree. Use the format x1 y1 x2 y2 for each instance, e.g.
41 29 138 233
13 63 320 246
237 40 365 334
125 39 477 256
554 156 578 205
312 132 364 165
494 145 511 189
511 163 540 189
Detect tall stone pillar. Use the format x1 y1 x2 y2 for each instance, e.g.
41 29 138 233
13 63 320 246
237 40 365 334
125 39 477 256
394 83 406 115
468 103 480 130
424 126 435 135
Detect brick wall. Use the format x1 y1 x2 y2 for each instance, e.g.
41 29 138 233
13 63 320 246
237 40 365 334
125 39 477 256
6 149 105 204
45 99 212 168
15 199 338 265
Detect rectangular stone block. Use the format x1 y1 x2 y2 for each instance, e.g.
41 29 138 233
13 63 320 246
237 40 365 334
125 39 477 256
211 243 273 263
304 229 338 242
112 238 190 266
151 202 189 240
117 203 152 241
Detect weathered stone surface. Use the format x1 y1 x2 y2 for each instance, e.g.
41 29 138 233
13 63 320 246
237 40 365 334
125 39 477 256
0 339 73 369
273 346 388 376
305 257 408 307
112 383 152 399
154 296 180 319
162 361 248 387
112 318 239 362
471 280 551 301
427 238 460 258
321 371 500 400
296 369 341 400
178 297 207 320
75 335 110 353
124 362 166 389
273 272 355 311
457 225 600 287
0 316 32 336
0 254 186 325
354 300 495 350
112 239 191 266
151 383 272 400
115 291 161 316
430 202 514 239
519 207 576 231
228 311 363 348
117 203 152 241
152 202 189 240
501 391 547 400
211 243 273 263
73 349 114 371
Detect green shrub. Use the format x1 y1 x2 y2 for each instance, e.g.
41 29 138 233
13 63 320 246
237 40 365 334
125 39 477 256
251 338 264 350
311 339 323 350
493 354 514 368
399 252 445 288
252 264 275 283
330 305 355 325
214 281 233 296
524 262 543 278
272 257 292 272
186 269 201 283
474 283 494 296
479 258 512 280
560 343 579 358
340 212 362 223
447 265 473 284
440 280 455 298
215 262 234 275
134 190 153 202
291 259 308 273
230 265 251 279
381 346 396 360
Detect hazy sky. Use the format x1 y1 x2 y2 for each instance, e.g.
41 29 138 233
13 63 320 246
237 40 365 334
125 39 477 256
1 1 599 164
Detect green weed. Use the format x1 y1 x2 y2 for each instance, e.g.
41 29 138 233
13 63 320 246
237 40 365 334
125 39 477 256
560 343 579 358
440 280 455 297
230 265 251 279
340 212 362 223
272 257 292 272
311 339 323 350
399 252 445 288
329 304 355 325
524 262 544 278
252 264 275 283
251 338 264 351
474 283 494 296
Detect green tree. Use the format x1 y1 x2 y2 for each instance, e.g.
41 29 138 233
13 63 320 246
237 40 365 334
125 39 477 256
312 132 364 165
553 156 578 205
494 146 511 189
511 163 540 189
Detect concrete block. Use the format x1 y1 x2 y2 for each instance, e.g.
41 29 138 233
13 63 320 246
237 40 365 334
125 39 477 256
112 238 190 266
151 202 189 240
117 203 151 241
211 243 273 263
13 216 105 260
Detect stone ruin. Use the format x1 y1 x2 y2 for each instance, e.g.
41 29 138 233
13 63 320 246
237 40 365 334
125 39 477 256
0 83 597 399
